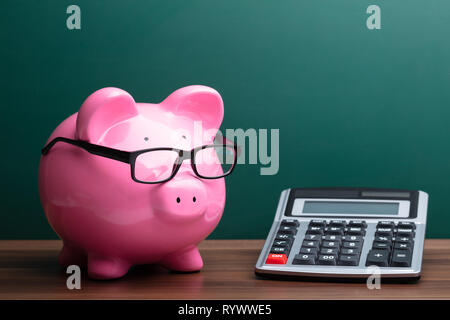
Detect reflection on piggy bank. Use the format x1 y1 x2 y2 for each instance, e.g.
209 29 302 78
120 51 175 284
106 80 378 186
38 85 233 279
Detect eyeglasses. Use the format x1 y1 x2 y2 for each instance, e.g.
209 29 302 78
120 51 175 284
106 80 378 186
41 137 237 184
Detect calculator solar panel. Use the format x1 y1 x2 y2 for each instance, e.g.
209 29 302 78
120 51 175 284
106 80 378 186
255 188 428 281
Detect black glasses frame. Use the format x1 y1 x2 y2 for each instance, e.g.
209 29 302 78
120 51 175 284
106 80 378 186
41 137 237 184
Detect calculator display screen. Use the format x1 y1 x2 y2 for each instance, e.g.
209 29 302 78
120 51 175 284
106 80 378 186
302 201 399 215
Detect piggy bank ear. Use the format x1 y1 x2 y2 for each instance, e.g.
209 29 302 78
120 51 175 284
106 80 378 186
161 85 224 130
76 88 138 143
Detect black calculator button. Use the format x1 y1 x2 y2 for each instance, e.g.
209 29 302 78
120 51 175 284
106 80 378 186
302 240 320 248
346 227 366 236
366 250 389 267
306 227 325 235
280 219 300 228
396 222 416 230
348 220 367 228
341 248 360 255
395 236 413 244
322 235 342 242
396 229 415 238
338 255 359 266
375 228 394 237
309 220 327 227
394 242 414 251
374 236 393 243
293 254 316 265
372 241 391 251
329 220 346 228
276 233 294 240
273 240 291 248
390 250 412 267
325 227 344 236
304 234 322 242
322 241 340 249
299 247 319 255
377 221 395 229
376 227 394 233
278 226 297 234
342 241 362 249
320 248 339 256
317 255 337 265
342 235 363 242
270 246 288 254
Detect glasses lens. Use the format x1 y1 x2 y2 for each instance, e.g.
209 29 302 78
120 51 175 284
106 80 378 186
194 145 236 178
134 150 179 183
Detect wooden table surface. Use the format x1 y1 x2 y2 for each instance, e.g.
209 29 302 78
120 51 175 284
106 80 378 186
1 239 449 300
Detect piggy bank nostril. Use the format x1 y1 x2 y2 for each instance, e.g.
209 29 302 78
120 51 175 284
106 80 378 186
193 196 196 203
176 197 181 203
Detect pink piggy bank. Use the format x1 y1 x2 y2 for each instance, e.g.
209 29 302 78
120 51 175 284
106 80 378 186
38 85 236 279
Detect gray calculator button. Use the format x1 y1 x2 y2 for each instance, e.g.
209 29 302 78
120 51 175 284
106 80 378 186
325 227 344 236
306 226 324 235
317 255 337 265
396 222 416 230
338 255 359 266
395 236 413 244
320 248 339 256
348 220 367 228
342 235 363 242
302 240 320 248
372 241 391 251
304 234 322 242
342 241 362 249
377 221 395 228
341 248 360 255
322 235 342 242
273 240 291 248
396 229 415 238
390 250 412 267
374 236 392 243
270 246 288 254
375 228 394 237
346 227 366 236
299 247 318 255
275 233 294 244
376 227 394 233
394 242 414 251
293 254 316 265
322 241 339 249
280 219 300 228
329 220 346 228
278 226 297 235
309 220 326 228
366 249 389 267
276 233 293 240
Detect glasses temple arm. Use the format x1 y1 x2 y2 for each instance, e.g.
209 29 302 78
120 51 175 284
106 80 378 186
41 137 131 163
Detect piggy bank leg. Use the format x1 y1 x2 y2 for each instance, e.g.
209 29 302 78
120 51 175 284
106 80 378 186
59 244 86 267
87 254 131 280
161 245 203 272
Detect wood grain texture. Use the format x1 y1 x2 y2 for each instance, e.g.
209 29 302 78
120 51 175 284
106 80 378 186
0 240 449 300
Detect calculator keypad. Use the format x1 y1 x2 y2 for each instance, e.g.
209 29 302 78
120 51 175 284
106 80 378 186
293 221 367 266
365 222 415 267
267 219 417 269
266 219 299 264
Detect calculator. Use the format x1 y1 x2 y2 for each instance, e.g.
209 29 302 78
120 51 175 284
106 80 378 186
255 187 428 281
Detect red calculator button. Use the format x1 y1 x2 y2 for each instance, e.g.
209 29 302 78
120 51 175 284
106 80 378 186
266 253 288 264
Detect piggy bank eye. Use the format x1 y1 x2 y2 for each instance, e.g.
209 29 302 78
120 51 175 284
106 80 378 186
144 137 149 141
182 135 187 140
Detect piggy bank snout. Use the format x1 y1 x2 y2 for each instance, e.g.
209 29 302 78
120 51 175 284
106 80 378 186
151 177 208 219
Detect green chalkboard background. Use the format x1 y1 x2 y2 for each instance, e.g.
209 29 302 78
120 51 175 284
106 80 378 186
1 0 449 239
